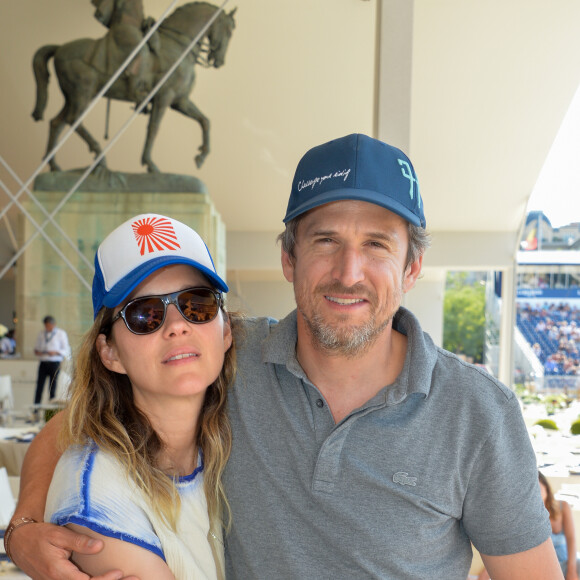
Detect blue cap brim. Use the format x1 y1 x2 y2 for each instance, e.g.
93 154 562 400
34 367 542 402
95 256 228 318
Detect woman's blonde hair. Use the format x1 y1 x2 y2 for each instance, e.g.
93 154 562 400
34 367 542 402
59 304 236 531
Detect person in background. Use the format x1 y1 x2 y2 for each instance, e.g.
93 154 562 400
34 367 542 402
7 134 563 580
6 329 16 355
33 316 70 405
478 473 578 580
0 327 16 357
540 471 580 580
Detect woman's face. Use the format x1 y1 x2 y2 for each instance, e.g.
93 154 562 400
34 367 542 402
98 264 232 411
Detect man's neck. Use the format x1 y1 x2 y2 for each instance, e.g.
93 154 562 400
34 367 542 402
295 319 408 423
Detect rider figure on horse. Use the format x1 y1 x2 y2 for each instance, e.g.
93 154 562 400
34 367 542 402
88 0 158 103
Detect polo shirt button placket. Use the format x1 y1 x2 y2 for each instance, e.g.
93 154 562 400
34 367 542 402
316 399 324 408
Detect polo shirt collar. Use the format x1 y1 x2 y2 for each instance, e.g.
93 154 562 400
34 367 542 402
262 309 299 367
392 307 437 399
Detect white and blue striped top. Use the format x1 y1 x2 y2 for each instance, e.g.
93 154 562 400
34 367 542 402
45 441 223 580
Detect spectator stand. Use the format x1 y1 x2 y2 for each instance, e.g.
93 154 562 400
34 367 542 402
516 296 580 393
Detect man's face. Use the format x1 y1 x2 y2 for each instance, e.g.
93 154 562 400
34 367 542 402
44 321 55 332
282 200 422 357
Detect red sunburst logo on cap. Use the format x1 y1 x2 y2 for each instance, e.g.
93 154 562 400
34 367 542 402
132 217 181 255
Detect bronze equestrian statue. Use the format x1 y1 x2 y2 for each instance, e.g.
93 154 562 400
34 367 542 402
32 0 236 173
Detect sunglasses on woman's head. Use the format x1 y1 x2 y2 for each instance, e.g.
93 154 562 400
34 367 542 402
111 287 224 335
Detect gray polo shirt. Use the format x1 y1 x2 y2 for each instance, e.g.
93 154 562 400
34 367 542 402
224 307 550 579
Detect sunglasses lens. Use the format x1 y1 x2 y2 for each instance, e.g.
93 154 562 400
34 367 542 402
178 289 219 323
125 297 166 334
118 288 221 335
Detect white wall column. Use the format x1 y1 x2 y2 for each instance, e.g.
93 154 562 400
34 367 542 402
498 264 516 387
376 0 414 149
403 268 446 347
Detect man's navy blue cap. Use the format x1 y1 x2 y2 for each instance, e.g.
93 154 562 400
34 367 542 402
284 133 426 228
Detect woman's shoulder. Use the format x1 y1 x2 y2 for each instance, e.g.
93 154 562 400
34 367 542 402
56 440 96 473
559 498 573 516
50 440 142 515
58 440 123 476
47 441 162 553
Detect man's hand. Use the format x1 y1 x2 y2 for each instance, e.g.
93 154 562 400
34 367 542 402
10 522 138 580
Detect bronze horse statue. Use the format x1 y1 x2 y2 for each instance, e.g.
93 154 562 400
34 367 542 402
32 1 236 173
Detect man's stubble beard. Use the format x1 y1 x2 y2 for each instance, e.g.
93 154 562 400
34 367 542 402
296 282 403 359
304 311 391 358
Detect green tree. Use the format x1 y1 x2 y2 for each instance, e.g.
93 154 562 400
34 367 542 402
443 272 486 363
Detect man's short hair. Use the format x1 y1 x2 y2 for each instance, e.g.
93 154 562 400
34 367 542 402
43 315 56 325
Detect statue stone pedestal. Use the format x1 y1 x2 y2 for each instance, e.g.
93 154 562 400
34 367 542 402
17 186 225 358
